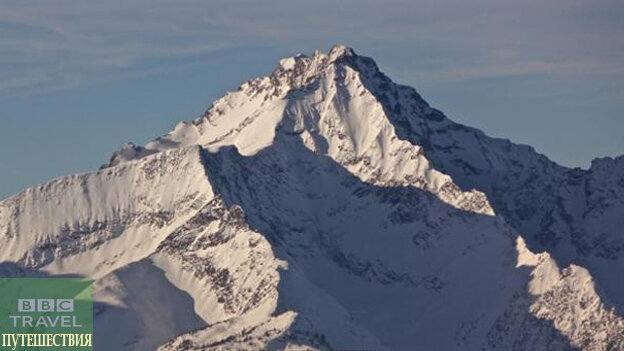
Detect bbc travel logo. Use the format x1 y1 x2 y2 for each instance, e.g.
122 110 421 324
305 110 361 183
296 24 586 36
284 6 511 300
0 278 93 350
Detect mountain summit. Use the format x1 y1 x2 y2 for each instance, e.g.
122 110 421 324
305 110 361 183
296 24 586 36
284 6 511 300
2 45 623 351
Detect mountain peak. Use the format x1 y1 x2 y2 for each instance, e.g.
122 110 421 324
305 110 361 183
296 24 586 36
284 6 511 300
328 44 356 60
271 45 373 86
4 45 624 351
126 45 494 216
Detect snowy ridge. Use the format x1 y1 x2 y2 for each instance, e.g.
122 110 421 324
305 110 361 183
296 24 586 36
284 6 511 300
128 45 492 215
0 146 212 277
343 46 624 316
490 237 624 350
1 45 623 350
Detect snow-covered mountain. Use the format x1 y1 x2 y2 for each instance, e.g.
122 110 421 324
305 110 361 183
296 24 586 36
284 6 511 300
1 45 623 351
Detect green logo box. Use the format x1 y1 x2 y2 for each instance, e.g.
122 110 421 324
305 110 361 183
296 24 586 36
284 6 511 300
0 278 93 350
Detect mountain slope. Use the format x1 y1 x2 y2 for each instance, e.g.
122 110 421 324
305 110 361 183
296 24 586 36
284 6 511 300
1 45 623 351
328 49 624 313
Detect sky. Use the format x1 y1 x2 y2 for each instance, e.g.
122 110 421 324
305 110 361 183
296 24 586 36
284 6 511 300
1 0 623 200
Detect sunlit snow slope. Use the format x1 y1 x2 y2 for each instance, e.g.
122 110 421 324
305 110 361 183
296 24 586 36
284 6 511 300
1 45 623 351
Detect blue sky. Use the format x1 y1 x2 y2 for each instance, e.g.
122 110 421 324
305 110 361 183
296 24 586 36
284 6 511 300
1 0 623 200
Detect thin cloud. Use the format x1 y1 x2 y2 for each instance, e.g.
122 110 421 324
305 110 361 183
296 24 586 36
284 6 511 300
392 58 624 84
0 0 623 97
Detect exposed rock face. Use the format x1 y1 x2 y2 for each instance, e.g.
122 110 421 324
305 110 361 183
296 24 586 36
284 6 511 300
1 45 623 351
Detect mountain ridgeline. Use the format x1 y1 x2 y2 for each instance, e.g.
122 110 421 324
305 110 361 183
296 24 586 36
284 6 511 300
1 45 623 351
